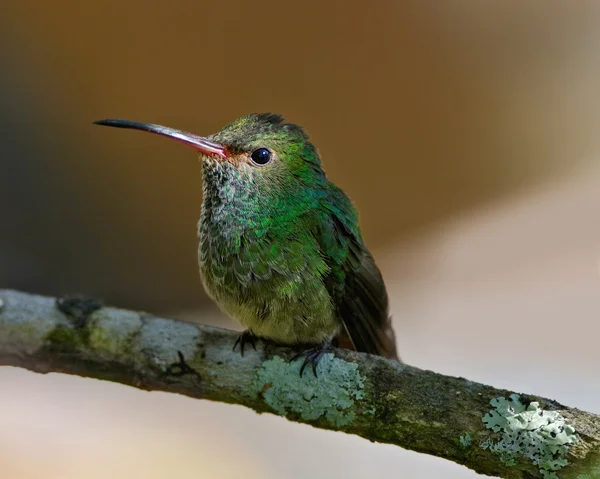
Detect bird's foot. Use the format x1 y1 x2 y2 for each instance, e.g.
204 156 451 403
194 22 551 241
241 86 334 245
291 342 332 378
165 351 201 381
233 330 258 357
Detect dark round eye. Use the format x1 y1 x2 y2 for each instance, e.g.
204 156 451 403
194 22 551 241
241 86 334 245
250 148 272 166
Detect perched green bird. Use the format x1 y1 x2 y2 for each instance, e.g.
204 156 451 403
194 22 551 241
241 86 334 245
94 114 399 373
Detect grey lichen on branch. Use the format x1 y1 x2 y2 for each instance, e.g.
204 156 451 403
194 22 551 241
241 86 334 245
0 289 599 478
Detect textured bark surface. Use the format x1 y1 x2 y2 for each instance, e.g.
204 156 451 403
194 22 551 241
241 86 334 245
0 289 598 478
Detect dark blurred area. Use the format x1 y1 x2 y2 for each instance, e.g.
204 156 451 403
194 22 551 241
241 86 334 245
2 1 599 313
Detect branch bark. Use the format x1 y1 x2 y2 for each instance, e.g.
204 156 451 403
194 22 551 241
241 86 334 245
0 289 598 478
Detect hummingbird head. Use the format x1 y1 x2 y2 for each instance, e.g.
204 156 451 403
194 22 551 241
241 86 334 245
204 113 329 192
94 113 329 210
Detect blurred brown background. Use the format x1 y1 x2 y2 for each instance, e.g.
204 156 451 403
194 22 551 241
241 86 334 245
1 1 600 478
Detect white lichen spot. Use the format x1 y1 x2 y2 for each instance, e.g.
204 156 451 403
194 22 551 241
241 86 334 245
481 394 578 479
0 292 62 354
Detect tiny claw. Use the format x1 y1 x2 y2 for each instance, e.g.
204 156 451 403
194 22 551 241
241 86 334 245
233 330 257 357
292 343 330 377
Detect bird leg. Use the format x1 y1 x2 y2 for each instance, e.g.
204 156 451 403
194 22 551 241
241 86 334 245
233 330 258 356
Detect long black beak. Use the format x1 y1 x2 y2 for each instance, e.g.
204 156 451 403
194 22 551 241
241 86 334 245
93 119 227 158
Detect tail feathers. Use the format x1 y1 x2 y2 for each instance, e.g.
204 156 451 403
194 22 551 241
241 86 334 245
336 320 400 362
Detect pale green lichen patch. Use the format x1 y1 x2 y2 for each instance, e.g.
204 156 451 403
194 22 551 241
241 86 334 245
87 308 143 360
481 394 578 479
254 354 365 427
459 433 472 448
136 316 200 370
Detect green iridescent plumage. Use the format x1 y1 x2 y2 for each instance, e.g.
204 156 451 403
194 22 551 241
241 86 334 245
94 113 399 361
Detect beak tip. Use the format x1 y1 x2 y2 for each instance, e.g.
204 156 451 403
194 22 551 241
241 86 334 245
93 119 116 127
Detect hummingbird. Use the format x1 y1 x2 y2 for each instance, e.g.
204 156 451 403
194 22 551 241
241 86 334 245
94 113 399 374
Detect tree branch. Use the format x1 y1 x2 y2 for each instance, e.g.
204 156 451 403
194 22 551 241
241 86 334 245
0 289 598 478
